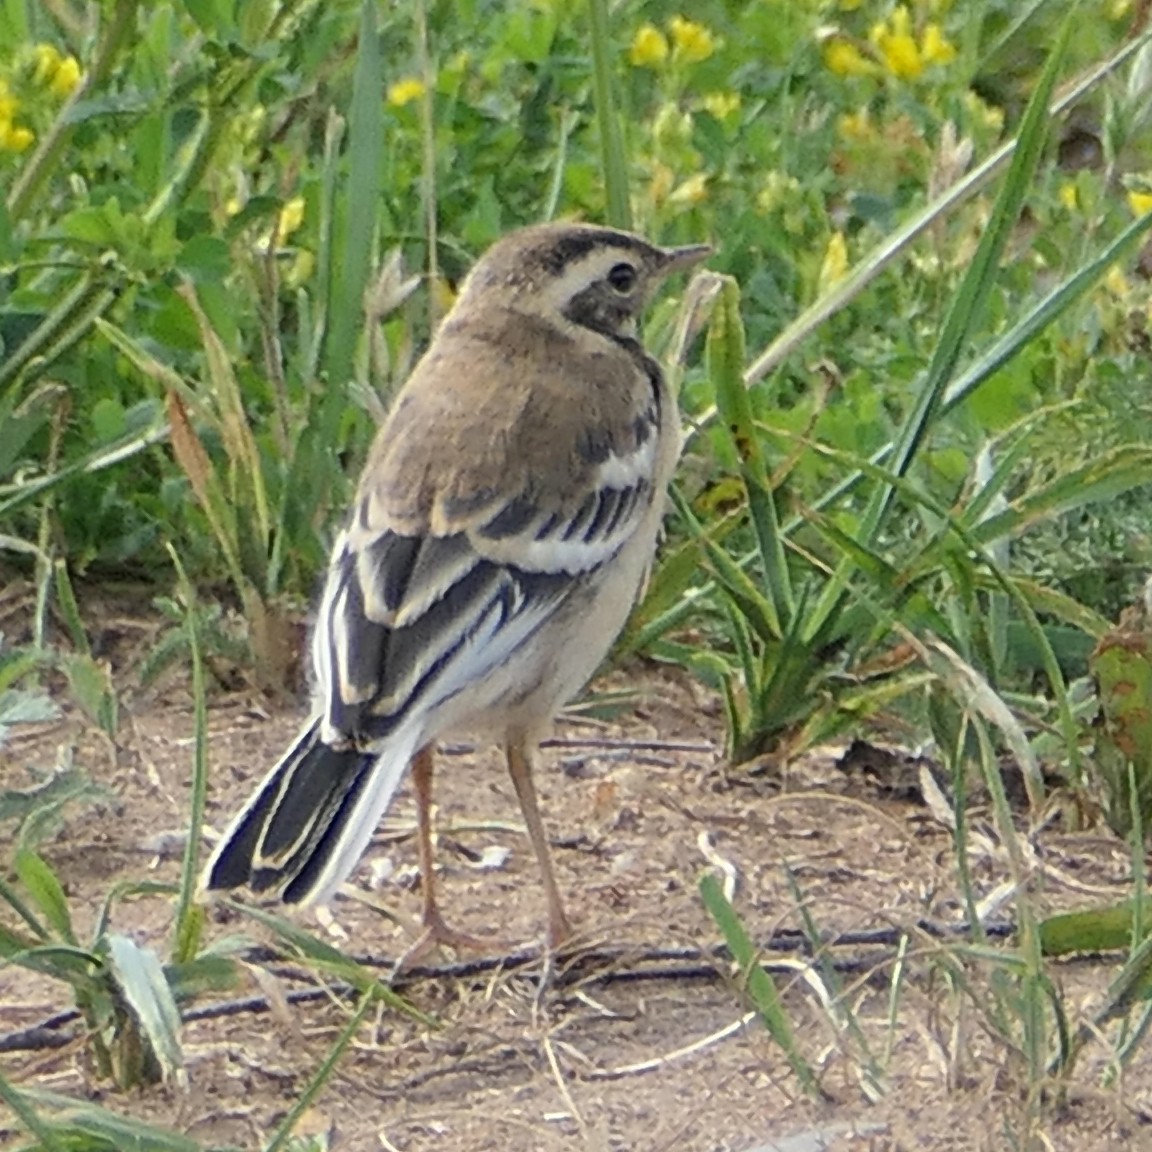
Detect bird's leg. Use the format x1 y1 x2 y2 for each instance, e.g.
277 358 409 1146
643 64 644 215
403 745 491 959
506 732 573 950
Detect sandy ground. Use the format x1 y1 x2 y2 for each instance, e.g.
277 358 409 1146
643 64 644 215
3 649 1152 1152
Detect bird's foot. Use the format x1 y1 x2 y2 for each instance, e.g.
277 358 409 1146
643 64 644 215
394 908 497 972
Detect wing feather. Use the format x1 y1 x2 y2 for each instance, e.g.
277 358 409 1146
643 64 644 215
313 348 665 746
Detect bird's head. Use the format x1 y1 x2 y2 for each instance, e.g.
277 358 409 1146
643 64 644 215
455 222 712 341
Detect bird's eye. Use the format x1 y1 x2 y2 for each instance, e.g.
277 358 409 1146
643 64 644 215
606 262 638 294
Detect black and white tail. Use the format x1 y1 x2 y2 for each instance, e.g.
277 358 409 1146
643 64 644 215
200 721 421 905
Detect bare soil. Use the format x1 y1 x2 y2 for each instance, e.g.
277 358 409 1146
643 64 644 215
2 615 1151 1152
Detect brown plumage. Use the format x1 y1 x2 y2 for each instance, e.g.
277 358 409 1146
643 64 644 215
201 222 710 953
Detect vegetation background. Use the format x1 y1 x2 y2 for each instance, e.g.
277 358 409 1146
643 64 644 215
5 0 1152 1148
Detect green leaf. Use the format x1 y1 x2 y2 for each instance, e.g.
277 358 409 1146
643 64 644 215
164 953 240 1001
106 934 186 1086
14 850 76 945
223 899 428 1023
708 275 793 631
324 0 383 389
1040 903 1146 956
12 1085 204 1152
587 0 631 228
971 446 1152 544
698 874 821 1095
0 1071 67 1152
0 941 103 982
60 654 118 738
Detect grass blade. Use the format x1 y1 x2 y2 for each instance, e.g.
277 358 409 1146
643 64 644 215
708 276 793 629
698 873 820 1096
324 0 383 389
587 0 631 228
14 850 76 946
168 547 208 966
262 990 377 1152
0 1071 67 1152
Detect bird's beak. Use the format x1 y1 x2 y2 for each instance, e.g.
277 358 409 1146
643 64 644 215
660 242 714 274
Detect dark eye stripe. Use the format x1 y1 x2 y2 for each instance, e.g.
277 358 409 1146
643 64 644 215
538 230 649 274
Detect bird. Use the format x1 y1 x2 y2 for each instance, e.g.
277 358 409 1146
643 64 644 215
200 221 711 954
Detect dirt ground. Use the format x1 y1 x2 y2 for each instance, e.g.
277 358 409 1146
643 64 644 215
3 615 1152 1152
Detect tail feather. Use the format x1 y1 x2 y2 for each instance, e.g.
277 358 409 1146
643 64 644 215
200 722 420 906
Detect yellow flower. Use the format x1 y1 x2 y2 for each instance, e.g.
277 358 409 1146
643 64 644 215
668 172 709 206
921 23 956 65
819 231 850 291
387 77 426 108
1058 182 1079 212
872 9 922 80
1104 265 1130 297
0 81 17 123
50 56 82 98
285 249 315 290
702 91 740 119
869 7 956 81
837 108 874 140
823 38 879 78
278 196 306 239
629 24 669 68
1128 189 1152 215
669 16 715 64
32 43 62 86
432 275 457 316
0 121 34 152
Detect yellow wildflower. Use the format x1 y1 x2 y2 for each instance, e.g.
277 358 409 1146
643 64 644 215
871 8 922 80
1058 182 1079 212
1104 265 1130 297
668 172 709 206
224 195 244 217
837 108 874 140
285 249 315 290
1128 189 1152 215
669 16 715 64
0 121 34 152
387 77 426 107
432 275 457 316
839 0 865 9
869 7 956 81
278 196 306 240
629 24 669 68
0 80 16 122
823 38 879 78
818 231 850 291
32 43 62 86
50 56 82 98
702 91 740 119
921 23 956 65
